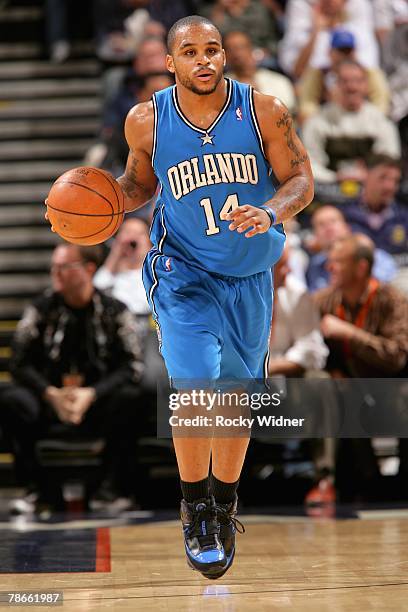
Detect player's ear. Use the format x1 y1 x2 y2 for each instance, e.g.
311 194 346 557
222 48 226 67
166 54 175 74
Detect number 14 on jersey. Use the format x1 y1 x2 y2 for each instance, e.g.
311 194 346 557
200 194 239 236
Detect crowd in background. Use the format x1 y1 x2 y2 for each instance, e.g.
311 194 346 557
1 0 407 514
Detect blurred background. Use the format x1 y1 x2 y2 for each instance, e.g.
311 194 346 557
0 0 407 520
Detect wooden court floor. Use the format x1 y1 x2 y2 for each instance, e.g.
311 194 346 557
1 515 408 611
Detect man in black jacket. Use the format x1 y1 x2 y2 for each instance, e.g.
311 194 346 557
2 243 144 513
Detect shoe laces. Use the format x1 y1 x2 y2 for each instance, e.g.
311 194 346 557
216 505 246 534
187 500 219 548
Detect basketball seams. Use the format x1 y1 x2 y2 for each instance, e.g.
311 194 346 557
53 180 115 214
52 176 119 237
58 220 116 240
48 167 125 244
47 203 124 218
98 168 124 213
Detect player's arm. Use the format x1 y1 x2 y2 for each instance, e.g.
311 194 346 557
258 94 314 223
117 101 158 213
228 93 314 237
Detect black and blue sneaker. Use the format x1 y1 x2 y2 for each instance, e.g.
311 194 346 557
215 496 245 578
180 496 227 579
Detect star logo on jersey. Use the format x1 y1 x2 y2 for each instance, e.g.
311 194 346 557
236 106 243 121
200 132 215 146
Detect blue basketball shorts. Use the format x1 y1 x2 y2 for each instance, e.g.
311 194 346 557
142 251 273 383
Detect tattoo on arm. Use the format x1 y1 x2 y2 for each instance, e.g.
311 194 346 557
276 111 308 169
267 180 310 224
118 152 152 203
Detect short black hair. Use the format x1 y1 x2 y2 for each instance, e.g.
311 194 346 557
167 15 221 53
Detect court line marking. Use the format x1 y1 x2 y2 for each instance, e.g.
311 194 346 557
358 509 408 520
0 516 146 531
62 580 408 602
95 527 111 572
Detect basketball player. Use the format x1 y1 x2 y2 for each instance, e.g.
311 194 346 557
115 15 314 579
56 16 313 578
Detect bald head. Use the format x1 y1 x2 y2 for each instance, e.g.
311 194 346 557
348 233 375 274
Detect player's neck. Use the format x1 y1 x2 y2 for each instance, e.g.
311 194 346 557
176 78 228 128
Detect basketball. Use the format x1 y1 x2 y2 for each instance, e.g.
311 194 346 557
46 166 125 245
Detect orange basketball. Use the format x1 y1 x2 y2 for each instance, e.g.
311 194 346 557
46 166 125 245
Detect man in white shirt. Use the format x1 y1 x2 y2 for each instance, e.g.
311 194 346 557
94 217 151 315
279 0 379 79
301 60 400 183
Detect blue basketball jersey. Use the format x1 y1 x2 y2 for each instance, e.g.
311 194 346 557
150 78 285 277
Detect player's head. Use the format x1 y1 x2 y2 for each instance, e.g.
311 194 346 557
51 243 103 302
166 16 225 95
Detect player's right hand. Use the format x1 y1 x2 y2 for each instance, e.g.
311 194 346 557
227 205 272 238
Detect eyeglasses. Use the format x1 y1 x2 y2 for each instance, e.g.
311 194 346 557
50 261 85 272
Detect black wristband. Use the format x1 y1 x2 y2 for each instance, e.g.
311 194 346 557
260 206 276 228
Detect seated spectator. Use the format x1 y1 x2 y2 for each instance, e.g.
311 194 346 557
2 244 144 515
298 29 390 121
315 234 408 378
224 30 296 114
302 60 401 184
198 0 280 61
314 234 408 500
100 34 168 126
306 205 397 291
268 246 328 376
279 0 380 80
100 71 173 174
94 218 151 316
341 155 408 259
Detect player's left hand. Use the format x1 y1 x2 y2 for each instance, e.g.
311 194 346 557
226 205 272 238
